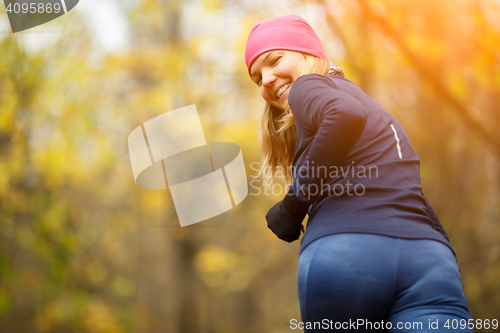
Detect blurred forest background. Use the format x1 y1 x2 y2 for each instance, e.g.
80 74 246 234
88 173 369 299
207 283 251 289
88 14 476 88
1 0 499 332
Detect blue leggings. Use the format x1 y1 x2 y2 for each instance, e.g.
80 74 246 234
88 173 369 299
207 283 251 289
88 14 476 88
297 233 472 332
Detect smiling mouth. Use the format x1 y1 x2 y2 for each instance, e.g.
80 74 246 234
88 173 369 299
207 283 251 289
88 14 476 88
276 83 291 99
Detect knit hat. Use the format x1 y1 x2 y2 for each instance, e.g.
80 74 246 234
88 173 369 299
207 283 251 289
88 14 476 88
244 14 328 78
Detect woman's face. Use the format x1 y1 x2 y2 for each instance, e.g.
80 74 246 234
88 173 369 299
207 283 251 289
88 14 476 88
250 50 306 111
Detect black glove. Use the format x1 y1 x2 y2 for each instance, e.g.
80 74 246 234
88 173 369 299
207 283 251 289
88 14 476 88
265 200 305 242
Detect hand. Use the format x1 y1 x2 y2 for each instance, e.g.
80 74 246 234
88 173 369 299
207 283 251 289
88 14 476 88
265 200 305 242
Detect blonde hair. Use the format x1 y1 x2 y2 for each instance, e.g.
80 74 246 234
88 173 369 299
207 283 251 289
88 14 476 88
256 53 331 190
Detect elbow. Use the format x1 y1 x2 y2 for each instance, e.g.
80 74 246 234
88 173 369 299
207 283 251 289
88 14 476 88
341 107 366 140
343 106 367 132
351 105 368 125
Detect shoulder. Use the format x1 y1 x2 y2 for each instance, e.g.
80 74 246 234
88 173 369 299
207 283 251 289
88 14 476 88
291 74 337 90
293 74 380 109
288 74 362 108
289 74 336 104
294 73 356 85
289 74 361 98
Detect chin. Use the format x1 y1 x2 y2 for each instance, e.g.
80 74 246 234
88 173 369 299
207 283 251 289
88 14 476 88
275 96 289 111
274 103 288 111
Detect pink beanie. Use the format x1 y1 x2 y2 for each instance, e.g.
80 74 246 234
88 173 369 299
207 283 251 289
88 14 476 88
244 14 328 78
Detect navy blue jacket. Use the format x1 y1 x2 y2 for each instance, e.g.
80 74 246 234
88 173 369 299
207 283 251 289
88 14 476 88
281 74 455 257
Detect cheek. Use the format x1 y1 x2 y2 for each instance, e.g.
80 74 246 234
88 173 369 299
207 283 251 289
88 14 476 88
260 88 272 101
291 66 303 79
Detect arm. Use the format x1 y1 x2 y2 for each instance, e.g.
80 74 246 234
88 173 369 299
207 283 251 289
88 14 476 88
282 75 368 221
266 75 367 241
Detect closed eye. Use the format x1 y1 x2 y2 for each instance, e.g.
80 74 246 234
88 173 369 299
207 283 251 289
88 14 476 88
255 56 281 86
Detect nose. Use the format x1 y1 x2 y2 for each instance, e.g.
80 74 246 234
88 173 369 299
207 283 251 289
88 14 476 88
261 69 276 87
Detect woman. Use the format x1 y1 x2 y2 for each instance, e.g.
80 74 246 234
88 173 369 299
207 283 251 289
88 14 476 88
245 14 473 332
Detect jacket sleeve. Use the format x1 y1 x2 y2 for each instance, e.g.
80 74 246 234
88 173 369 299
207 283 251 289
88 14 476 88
282 74 368 219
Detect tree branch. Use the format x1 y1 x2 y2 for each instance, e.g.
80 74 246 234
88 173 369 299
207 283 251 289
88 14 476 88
355 0 500 159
